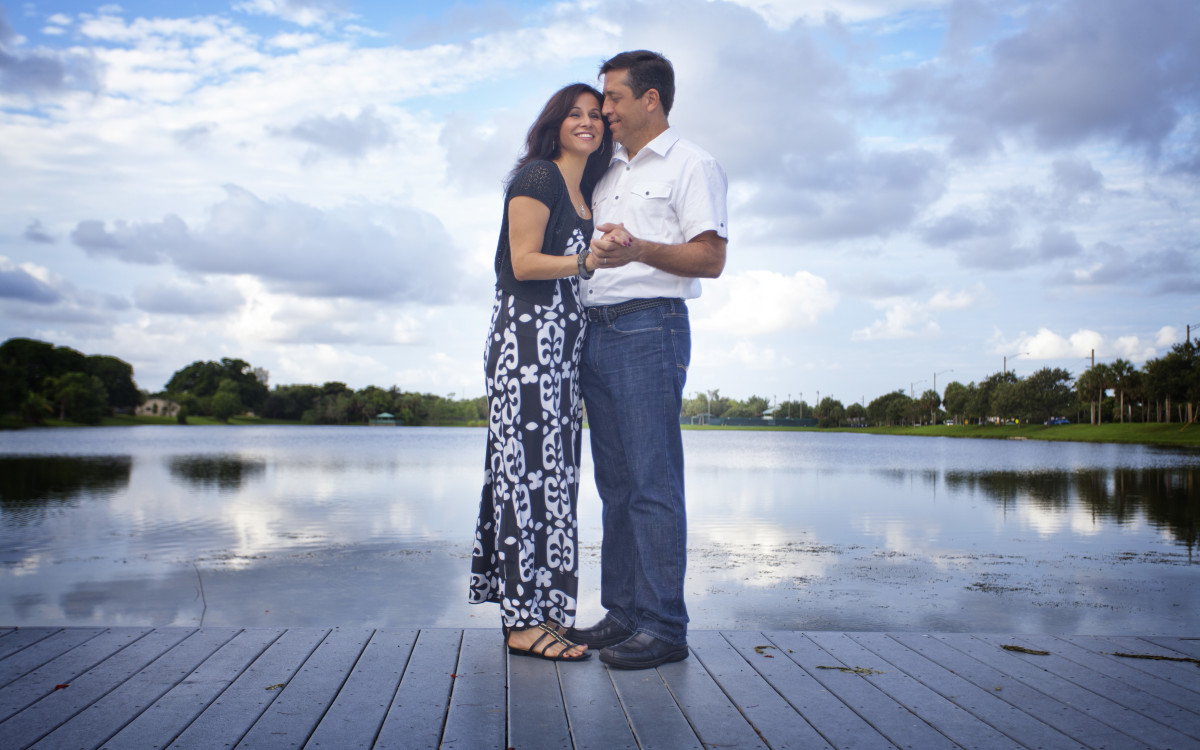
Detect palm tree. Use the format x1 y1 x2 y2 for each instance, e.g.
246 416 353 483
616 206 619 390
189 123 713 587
1076 363 1112 425
1109 359 1135 423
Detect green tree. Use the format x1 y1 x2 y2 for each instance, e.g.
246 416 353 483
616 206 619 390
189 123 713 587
867 390 908 426
817 396 845 427
1077 363 1114 424
44 372 108 424
165 357 268 415
845 402 866 425
20 390 53 424
1019 367 1074 423
86 354 141 412
724 395 770 419
918 389 941 425
1108 359 1136 423
943 381 971 424
211 379 244 422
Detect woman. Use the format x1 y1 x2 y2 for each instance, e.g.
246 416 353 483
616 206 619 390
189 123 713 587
468 84 613 660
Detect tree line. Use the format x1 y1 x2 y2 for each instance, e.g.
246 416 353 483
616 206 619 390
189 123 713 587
160 357 487 425
681 336 1199 428
3 335 1195 427
0 338 140 424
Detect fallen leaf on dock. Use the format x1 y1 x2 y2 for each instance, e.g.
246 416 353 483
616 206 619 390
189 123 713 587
1002 645 1050 655
817 665 885 676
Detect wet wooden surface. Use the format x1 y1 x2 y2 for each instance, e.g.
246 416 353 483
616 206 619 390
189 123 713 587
1 627 1197 748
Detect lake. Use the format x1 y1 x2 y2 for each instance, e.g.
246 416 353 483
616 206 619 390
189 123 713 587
1 426 1197 634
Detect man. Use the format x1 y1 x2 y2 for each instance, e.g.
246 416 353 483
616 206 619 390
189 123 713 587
572 50 728 670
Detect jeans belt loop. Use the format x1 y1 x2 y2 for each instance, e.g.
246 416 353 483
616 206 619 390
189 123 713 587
585 297 679 323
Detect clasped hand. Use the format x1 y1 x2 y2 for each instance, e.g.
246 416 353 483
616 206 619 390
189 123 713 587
590 223 638 268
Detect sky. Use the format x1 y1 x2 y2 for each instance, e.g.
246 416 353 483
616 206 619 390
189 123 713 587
1 0 1198 407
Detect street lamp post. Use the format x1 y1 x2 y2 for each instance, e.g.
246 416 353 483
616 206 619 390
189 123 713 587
1004 352 1028 375
933 369 952 423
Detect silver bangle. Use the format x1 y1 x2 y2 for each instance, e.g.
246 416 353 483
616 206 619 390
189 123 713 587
577 248 593 279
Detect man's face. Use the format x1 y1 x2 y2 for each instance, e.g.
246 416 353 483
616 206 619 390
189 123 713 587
602 69 650 149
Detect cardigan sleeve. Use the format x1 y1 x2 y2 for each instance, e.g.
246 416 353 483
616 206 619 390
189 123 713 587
508 161 560 209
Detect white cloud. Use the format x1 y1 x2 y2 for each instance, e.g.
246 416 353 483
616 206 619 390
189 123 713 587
693 270 838 336
853 285 984 341
69 186 463 303
1003 327 1159 364
233 0 353 28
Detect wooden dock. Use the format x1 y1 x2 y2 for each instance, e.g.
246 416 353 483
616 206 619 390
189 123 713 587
1 627 1197 749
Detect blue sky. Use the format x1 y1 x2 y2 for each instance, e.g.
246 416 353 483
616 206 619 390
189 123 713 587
2 0 1198 407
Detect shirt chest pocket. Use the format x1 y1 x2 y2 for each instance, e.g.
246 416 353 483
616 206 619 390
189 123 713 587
625 181 674 226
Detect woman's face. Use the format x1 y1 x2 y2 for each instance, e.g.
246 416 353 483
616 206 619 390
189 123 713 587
557 92 604 158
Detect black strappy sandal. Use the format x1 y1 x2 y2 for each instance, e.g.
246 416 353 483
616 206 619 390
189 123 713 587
507 622 591 661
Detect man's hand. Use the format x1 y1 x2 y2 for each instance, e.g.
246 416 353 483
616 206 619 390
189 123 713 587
590 223 637 268
591 223 726 278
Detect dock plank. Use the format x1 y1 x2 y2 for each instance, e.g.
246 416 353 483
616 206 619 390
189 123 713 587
974 633 1200 741
0 628 1195 750
890 632 1145 750
2 627 190 750
610 666 702 750
168 627 329 749
373 628 460 750
237 627 374 749
0 627 149 724
658 647 768 749
723 630 889 749
0 627 107 690
0 629 63 663
1068 635 1200 692
688 631 831 749
507 650 571 750
769 630 960 750
30 627 240 750
558 651 638 750
104 628 285 750
442 628 505 750
848 633 1085 750
933 634 1160 749
307 628 419 750
808 631 1020 750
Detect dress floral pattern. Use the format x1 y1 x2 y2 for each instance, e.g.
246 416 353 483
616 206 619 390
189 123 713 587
469 225 589 629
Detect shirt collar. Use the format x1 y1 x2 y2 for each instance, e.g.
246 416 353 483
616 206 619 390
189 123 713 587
611 126 679 164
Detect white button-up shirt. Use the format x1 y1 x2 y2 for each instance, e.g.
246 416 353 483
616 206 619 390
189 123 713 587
582 128 728 306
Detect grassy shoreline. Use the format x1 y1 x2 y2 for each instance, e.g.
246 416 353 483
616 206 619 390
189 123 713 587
683 421 1200 448
5 414 1198 448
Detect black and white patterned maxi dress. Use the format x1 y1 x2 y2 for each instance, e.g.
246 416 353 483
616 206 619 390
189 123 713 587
469 161 591 630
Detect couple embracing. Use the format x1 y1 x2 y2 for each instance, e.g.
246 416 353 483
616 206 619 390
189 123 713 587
469 50 728 670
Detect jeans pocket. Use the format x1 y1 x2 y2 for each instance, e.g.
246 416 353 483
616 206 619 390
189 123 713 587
671 328 691 378
612 307 665 334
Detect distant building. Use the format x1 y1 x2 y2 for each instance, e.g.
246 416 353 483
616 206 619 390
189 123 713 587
369 412 399 426
137 398 179 417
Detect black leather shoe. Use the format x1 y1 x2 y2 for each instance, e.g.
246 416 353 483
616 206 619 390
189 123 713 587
567 615 634 649
599 632 689 670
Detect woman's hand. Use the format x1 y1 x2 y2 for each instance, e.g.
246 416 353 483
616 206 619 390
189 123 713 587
591 222 638 269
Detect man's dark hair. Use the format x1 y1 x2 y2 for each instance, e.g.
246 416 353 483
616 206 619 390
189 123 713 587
600 50 675 117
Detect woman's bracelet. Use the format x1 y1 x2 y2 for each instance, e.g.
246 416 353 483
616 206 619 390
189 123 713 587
577 247 593 279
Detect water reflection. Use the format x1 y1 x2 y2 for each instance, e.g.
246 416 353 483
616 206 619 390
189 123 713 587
0 455 131 513
168 455 267 492
0 427 1196 633
944 467 1198 550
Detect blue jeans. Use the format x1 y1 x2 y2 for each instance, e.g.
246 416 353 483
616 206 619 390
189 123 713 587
580 299 690 645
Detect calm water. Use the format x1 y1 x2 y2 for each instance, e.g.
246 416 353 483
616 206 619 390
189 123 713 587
1 426 1197 634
